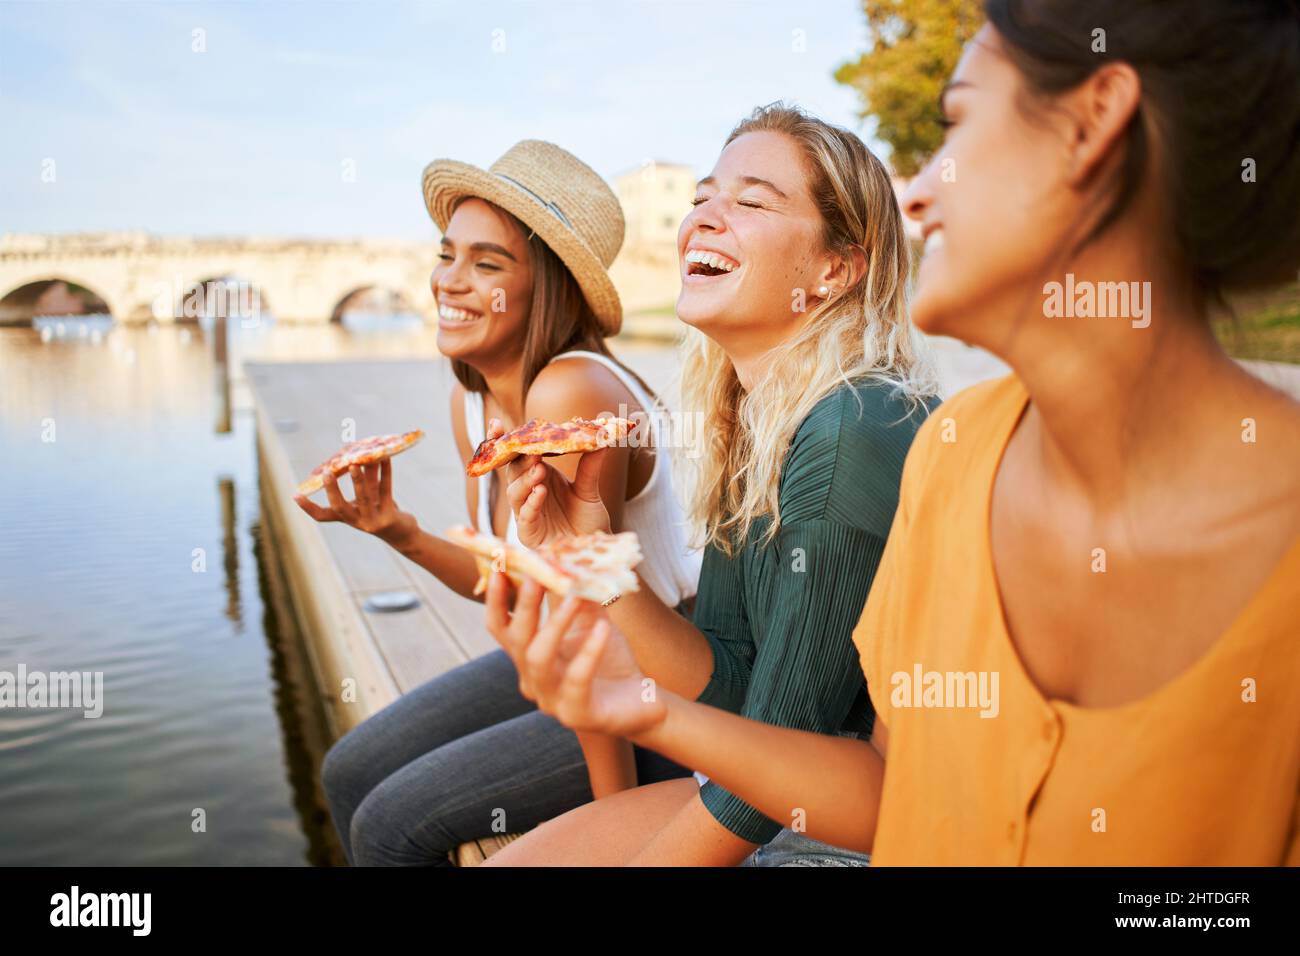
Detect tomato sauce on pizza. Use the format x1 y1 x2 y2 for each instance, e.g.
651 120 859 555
297 429 424 496
466 416 635 478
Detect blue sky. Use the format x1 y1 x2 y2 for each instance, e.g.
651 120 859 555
1 0 878 240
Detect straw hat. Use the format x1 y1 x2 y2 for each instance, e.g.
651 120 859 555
422 140 625 336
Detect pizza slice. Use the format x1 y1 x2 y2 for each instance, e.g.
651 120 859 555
466 416 635 478
297 429 424 496
444 524 642 602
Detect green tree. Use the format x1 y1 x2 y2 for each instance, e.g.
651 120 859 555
835 0 984 176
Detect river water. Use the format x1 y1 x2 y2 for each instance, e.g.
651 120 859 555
0 315 444 865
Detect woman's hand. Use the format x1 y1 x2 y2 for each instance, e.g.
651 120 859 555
483 417 613 548
293 457 419 550
484 572 667 737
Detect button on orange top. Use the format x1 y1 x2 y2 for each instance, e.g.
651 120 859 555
853 375 1300 866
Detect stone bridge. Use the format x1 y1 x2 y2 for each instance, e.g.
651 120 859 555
0 232 438 324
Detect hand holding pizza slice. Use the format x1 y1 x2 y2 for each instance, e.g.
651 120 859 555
466 416 635 478
297 430 424 496
444 524 641 603
293 430 424 549
484 571 665 736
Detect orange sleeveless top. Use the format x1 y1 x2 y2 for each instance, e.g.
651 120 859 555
853 375 1300 865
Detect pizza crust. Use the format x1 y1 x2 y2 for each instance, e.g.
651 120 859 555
297 429 424 496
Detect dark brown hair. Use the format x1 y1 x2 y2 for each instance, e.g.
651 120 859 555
985 0 1300 301
449 197 653 400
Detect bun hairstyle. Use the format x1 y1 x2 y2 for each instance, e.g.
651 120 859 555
984 0 1300 300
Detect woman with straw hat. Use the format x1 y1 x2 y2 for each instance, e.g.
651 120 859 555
295 139 702 865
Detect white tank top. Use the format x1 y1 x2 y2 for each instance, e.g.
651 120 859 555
462 350 702 608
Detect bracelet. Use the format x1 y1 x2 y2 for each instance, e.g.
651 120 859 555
600 592 622 608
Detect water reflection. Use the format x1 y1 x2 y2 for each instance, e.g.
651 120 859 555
218 476 242 631
214 315 233 435
250 511 347 868
0 314 439 865
34 314 115 343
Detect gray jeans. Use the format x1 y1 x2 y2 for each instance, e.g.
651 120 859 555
323 646 869 867
321 647 693 866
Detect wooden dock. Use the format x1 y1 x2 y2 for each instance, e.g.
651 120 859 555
248 358 495 739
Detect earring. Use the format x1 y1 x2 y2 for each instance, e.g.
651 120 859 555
817 285 830 297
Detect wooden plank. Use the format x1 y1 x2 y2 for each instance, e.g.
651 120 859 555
352 589 469 692
454 832 525 868
406 570 499 661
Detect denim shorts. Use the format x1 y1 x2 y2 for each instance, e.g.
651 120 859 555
692 770 872 868
741 827 873 867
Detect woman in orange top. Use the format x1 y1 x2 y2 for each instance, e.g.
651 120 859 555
487 0 1300 865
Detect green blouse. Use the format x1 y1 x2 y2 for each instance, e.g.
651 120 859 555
692 376 936 844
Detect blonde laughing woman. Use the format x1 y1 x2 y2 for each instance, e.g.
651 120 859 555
482 102 940 866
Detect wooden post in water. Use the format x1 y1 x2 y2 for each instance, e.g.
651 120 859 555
213 301 232 435
218 475 241 628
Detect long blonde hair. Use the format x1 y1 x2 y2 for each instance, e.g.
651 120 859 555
679 102 939 556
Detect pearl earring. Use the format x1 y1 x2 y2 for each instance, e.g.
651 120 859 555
818 285 830 297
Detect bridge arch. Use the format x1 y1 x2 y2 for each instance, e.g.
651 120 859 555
175 275 274 325
0 276 118 325
329 284 420 325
